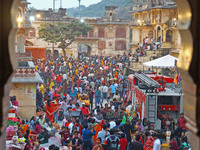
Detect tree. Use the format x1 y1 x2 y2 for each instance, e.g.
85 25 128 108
38 19 92 60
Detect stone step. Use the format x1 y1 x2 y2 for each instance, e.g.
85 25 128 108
138 56 151 62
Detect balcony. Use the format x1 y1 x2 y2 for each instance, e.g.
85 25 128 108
130 20 152 26
165 19 179 27
16 52 33 61
75 34 99 40
22 24 32 28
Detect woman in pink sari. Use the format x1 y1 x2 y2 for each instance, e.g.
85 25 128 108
31 121 41 135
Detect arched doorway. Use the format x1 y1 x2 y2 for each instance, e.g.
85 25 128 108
166 30 173 42
25 40 34 46
157 26 162 42
54 50 59 59
78 43 92 59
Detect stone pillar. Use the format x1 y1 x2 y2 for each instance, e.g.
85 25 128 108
0 0 19 148
17 35 25 53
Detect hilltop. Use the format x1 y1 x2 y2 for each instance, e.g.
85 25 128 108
67 0 133 19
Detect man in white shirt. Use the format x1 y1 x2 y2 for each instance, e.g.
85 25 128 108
60 97 68 112
126 101 132 115
109 117 116 129
63 73 67 80
44 66 48 72
152 133 161 150
68 117 76 133
102 83 109 103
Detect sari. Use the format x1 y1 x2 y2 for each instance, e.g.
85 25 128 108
143 136 154 150
93 124 102 143
92 144 103 150
45 102 61 123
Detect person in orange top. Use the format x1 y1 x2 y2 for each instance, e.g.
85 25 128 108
53 90 60 104
56 74 62 87
93 123 102 144
72 75 75 85
115 71 118 80
19 120 29 136
45 100 61 123
101 59 104 66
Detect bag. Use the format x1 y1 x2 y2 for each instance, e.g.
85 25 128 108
108 136 118 149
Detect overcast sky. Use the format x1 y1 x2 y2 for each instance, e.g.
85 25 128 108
28 0 102 10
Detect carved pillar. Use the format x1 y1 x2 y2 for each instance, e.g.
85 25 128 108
176 0 200 149
0 0 19 148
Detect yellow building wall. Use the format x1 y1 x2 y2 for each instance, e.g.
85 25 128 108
9 83 36 120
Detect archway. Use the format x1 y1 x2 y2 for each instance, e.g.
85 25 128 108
0 0 199 149
78 43 92 59
25 40 34 46
157 26 162 42
166 30 173 42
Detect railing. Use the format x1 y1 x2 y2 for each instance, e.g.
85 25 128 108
165 20 179 27
130 20 152 26
21 24 32 28
76 34 99 39
144 20 151 25
16 52 32 58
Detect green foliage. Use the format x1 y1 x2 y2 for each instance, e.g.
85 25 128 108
38 20 92 50
67 0 133 19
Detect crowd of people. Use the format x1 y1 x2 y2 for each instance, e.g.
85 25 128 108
8 54 191 150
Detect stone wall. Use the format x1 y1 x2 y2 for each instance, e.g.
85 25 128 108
9 83 36 120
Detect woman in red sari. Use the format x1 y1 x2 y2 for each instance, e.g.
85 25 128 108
143 136 154 150
45 100 61 123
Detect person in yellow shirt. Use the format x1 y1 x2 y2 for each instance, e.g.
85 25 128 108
75 68 79 75
49 79 55 90
39 83 44 94
68 62 71 68
35 65 38 70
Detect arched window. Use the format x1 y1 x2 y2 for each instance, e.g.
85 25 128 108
166 30 173 42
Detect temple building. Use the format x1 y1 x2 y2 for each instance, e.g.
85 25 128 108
24 5 130 57
130 0 181 52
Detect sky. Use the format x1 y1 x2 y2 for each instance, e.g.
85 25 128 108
28 0 102 10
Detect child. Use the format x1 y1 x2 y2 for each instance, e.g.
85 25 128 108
166 127 171 145
119 133 128 150
59 126 70 146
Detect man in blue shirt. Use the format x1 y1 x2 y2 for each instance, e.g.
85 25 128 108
110 83 117 98
82 124 95 150
95 86 102 107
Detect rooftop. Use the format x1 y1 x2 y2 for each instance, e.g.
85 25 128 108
11 72 44 83
18 61 35 68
